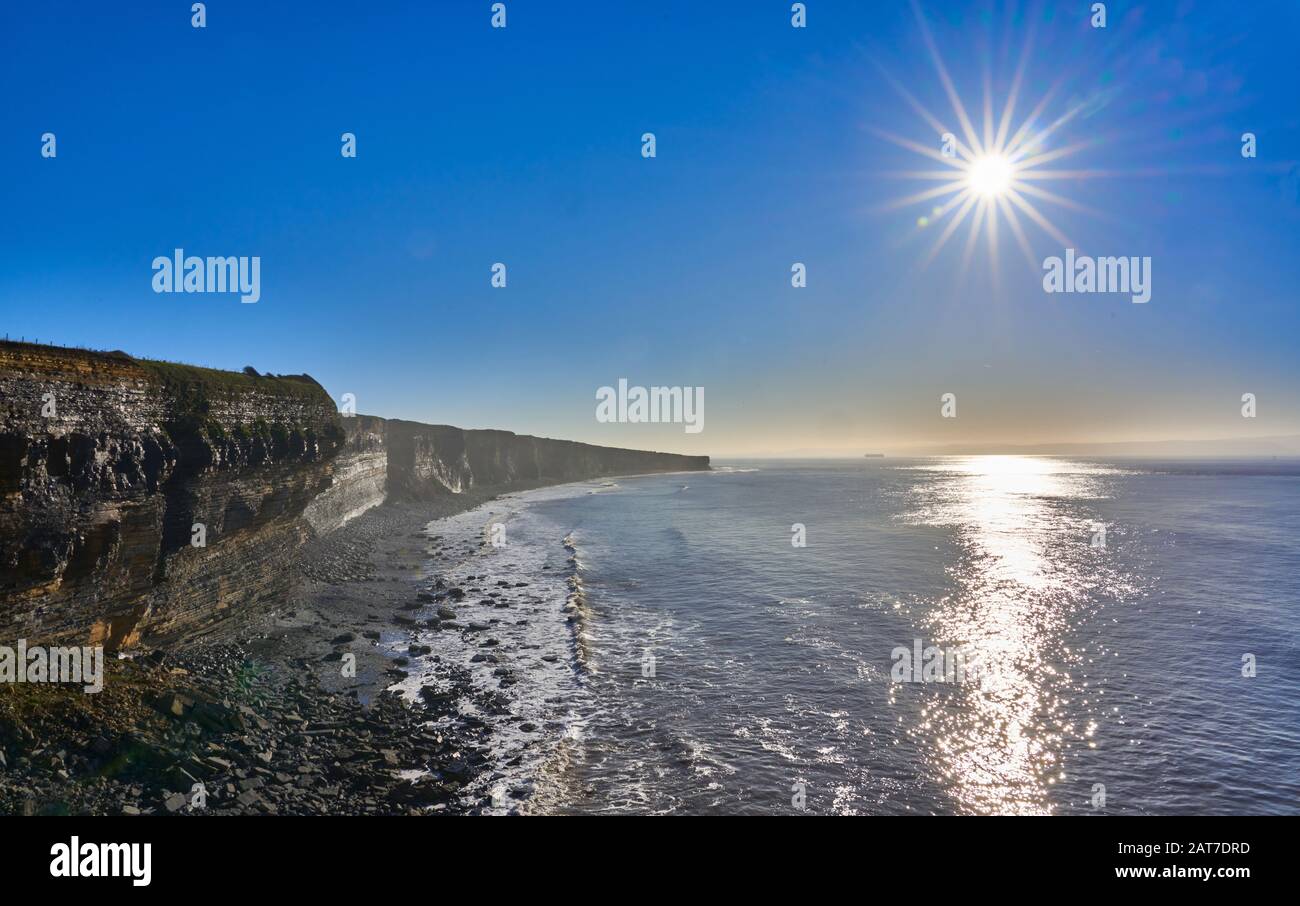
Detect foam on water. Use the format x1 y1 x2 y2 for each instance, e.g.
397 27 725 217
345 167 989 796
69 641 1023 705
385 481 607 813
391 459 1300 815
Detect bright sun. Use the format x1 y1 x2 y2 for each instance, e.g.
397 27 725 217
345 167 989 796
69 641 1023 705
872 3 1111 275
967 154 1014 197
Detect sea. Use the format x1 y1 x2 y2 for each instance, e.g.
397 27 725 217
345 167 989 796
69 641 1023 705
403 457 1300 815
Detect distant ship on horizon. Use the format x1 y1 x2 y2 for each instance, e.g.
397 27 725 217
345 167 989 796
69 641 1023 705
864 453 885 458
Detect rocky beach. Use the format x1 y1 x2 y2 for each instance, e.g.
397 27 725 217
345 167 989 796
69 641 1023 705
0 485 589 816
0 340 708 816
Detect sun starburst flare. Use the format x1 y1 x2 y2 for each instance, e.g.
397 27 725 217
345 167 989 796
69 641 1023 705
874 3 1114 278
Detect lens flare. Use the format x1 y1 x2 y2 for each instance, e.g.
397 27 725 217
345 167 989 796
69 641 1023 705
869 4 1119 276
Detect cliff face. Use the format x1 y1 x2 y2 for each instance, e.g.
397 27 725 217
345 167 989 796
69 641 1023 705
302 415 388 535
0 342 345 648
383 420 708 498
0 342 708 648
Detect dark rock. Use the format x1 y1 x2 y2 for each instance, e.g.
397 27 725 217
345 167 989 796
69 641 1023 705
154 691 194 718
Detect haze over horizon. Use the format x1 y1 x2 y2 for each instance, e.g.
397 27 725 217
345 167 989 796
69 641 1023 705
3 0 1298 458
721 434 1300 459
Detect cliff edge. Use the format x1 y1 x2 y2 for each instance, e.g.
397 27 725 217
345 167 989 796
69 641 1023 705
0 341 708 648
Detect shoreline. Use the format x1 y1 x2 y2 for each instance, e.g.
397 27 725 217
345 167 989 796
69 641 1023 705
0 474 642 816
1 495 491 815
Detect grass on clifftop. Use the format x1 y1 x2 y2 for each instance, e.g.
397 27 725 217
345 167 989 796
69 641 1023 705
0 340 328 406
134 359 342 448
138 359 327 403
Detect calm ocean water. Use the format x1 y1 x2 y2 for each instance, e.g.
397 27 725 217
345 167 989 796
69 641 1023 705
420 457 1300 815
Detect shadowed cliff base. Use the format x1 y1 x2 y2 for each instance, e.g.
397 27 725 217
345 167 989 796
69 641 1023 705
0 485 582 815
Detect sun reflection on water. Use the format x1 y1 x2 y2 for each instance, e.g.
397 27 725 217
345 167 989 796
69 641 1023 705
903 456 1137 815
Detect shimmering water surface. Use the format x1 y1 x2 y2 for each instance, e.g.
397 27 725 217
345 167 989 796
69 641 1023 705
422 458 1300 815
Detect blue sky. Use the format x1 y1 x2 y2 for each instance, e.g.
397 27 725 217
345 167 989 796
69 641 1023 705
3 0 1298 455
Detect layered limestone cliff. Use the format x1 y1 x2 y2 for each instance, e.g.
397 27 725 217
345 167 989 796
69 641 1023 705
383 419 708 498
0 341 708 648
0 342 346 648
302 415 389 535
